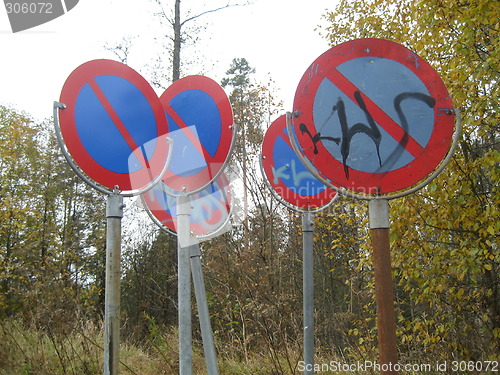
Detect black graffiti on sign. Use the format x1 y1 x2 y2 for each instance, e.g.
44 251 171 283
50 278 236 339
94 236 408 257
299 91 436 179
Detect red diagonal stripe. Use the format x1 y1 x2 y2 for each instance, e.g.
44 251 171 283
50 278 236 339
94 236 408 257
89 79 150 169
325 69 425 157
280 130 294 150
163 103 209 160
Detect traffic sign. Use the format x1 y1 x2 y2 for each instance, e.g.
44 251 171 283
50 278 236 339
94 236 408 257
58 59 170 193
160 75 234 193
261 115 336 210
143 173 232 238
291 38 456 196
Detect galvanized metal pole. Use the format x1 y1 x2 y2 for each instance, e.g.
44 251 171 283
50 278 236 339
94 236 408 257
190 245 219 375
104 193 124 375
302 212 315 375
177 194 192 375
369 199 398 375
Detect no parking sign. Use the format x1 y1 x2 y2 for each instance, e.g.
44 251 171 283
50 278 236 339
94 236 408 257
261 114 336 210
291 38 457 197
58 59 171 194
142 173 232 239
160 75 234 193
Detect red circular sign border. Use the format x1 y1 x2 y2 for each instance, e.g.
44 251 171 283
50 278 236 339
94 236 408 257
143 173 232 236
261 115 336 209
160 75 234 192
59 59 170 192
292 38 455 195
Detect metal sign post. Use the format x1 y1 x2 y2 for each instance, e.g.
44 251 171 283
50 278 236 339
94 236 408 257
104 192 124 375
142 172 234 375
151 75 234 375
177 194 193 375
260 114 337 375
174 189 229 375
302 211 315 375
369 199 398 374
190 245 219 375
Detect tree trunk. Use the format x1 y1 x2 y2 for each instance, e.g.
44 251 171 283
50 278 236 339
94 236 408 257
172 0 181 82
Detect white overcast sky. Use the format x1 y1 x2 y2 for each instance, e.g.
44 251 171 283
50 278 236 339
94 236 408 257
0 0 336 121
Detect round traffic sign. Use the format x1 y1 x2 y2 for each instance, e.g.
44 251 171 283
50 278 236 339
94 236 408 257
142 173 232 238
160 75 234 193
261 115 336 210
59 59 170 193
292 38 456 196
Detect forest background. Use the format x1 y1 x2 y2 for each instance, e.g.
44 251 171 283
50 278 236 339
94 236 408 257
0 0 498 374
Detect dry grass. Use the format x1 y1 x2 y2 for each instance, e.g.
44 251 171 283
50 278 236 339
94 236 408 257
0 319 292 375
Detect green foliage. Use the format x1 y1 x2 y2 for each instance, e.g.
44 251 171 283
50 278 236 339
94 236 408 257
0 104 106 328
221 57 255 91
313 197 375 356
121 229 178 341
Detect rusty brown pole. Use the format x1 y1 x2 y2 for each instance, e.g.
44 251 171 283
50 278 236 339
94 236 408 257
369 199 398 375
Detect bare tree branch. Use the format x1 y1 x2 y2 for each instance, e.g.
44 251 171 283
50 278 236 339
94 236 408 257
104 36 136 64
180 2 251 27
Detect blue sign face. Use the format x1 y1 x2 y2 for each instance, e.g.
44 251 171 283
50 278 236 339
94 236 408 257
313 57 435 174
167 89 222 172
75 75 159 174
159 75 234 193
59 59 170 193
261 115 336 210
272 131 328 196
